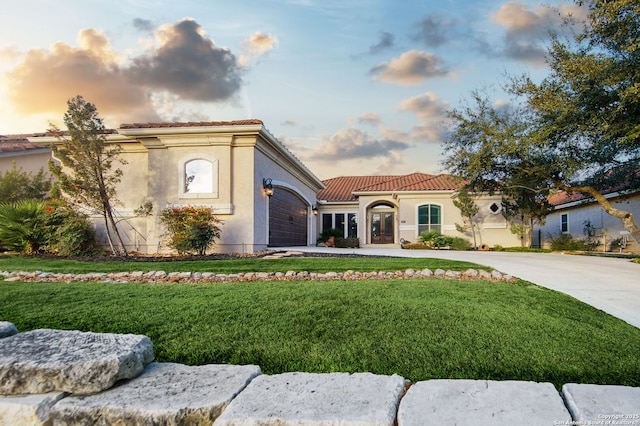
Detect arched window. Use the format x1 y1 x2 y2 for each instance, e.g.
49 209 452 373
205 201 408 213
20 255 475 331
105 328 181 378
178 156 218 199
418 204 441 234
184 159 213 193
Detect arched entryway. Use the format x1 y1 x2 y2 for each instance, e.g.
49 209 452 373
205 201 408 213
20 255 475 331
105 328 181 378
368 203 396 244
268 187 309 247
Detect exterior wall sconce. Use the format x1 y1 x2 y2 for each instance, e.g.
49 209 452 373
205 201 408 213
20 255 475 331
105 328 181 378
312 205 318 215
263 178 274 197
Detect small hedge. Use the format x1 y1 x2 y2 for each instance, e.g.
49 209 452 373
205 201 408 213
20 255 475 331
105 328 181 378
335 237 359 248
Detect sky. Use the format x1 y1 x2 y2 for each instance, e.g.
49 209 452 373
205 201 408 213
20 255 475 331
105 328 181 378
0 0 588 180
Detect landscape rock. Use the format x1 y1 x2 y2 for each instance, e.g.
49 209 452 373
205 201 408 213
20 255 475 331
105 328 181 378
562 383 640 422
50 362 261 425
0 321 18 338
0 329 154 395
215 372 405 425
397 379 571 425
0 392 66 426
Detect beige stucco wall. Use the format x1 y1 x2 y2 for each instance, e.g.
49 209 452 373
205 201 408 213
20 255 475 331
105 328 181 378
0 150 51 175
254 145 320 248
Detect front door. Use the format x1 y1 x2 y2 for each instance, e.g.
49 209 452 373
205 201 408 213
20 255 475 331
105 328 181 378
370 212 394 244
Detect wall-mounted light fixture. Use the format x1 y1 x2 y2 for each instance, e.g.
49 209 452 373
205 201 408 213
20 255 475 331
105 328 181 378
263 178 274 197
312 205 318 215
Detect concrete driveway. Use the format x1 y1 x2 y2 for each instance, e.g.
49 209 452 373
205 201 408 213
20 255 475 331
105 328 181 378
279 247 640 329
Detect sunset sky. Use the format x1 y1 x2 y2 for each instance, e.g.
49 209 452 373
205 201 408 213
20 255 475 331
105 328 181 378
0 0 587 179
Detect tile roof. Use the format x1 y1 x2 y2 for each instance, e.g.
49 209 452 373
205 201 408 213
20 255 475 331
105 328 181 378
119 120 264 129
0 134 50 154
318 173 465 202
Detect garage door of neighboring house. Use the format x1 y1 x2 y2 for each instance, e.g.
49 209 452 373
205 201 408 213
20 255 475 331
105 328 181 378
269 188 308 247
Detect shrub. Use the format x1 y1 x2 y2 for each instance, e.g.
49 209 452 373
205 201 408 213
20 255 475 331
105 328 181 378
160 206 222 255
335 237 359 248
0 200 47 253
43 200 100 256
320 228 343 242
549 233 587 251
418 231 471 250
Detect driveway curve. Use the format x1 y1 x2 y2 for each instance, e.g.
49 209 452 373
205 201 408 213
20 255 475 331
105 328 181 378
280 247 640 329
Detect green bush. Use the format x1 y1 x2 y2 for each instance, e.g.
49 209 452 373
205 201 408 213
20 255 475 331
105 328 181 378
549 233 587 251
0 199 100 256
43 200 100 256
320 228 343 242
160 206 222 255
0 200 47 253
335 237 359 248
418 231 471 250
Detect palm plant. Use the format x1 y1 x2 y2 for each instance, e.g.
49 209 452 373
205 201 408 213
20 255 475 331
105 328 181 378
0 200 47 253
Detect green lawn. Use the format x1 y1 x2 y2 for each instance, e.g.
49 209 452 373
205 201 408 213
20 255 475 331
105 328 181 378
1 278 639 389
0 254 488 274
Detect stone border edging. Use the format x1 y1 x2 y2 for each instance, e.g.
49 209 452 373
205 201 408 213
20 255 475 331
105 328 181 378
0 268 516 284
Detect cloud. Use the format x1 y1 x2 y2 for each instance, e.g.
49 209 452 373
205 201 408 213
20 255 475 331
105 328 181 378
358 113 381 126
368 32 395 54
242 32 279 56
370 50 448 86
398 92 450 141
133 18 155 33
127 18 243 102
312 128 411 161
6 28 160 124
490 2 587 67
281 119 297 127
5 18 252 127
411 14 457 48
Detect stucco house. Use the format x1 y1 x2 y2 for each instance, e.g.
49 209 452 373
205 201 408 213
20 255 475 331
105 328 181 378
4 120 523 253
317 173 521 248
27 120 325 254
534 187 640 252
0 135 51 175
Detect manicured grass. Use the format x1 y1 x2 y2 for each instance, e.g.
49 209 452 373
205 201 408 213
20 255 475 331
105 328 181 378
1 279 639 389
0 254 487 274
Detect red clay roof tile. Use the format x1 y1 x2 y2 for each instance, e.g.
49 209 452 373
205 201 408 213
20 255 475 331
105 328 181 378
318 173 465 202
0 134 50 153
119 120 264 129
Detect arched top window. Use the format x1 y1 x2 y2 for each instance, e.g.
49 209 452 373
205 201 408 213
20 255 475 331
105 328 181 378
185 159 213 193
418 204 441 234
178 156 218 199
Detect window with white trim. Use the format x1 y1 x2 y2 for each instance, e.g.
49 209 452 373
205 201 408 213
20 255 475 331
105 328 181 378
321 212 357 238
418 204 441 234
178 156 219 199
561 213 569 233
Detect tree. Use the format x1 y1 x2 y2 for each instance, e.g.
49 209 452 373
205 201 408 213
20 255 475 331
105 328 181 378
452 187 479 248
0 162 51 202
501 188 552 248
48 96 128 256
444 0 640 243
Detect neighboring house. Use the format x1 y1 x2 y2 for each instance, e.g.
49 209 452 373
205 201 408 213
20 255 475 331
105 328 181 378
28 120 325 254
0 135 51 175
535 187 640 252
316 173 522 248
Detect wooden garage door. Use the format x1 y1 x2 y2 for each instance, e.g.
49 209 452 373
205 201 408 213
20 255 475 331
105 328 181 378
269 188 308 247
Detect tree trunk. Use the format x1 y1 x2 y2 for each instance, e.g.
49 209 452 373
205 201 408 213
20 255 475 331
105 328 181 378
101 211 118 256
570 185 640 244
104 202 128 257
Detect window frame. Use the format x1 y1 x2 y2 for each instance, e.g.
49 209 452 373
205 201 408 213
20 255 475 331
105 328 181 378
178 155 219 199
561 213 569 234
417 204 442 235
